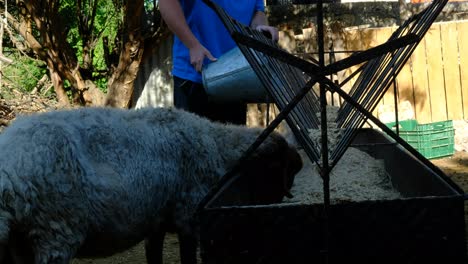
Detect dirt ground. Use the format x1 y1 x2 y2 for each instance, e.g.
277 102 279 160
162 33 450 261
432 151 468 189
72 236 180 264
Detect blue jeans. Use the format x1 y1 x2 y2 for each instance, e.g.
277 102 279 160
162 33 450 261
173 76 246 125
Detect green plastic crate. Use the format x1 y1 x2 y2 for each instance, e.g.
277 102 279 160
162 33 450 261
386 119 418 131
385 119 455 160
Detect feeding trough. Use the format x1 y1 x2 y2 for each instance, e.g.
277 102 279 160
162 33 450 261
197 0 466 262
198 129 466 264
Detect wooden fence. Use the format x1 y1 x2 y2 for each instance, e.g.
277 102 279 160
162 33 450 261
283 19 468 124
134 20 468 127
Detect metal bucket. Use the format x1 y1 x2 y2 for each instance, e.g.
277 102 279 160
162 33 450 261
202 47 269 103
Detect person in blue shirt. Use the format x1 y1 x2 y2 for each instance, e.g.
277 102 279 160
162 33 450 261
159 0 278 125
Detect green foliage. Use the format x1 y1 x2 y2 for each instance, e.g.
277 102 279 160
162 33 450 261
61 0 121 91
2 0 162 99
93 73 108 93
1 49 47 95
59 0 78 31
93 0 122 68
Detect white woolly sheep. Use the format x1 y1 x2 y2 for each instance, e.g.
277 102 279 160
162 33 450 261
0 106 302 264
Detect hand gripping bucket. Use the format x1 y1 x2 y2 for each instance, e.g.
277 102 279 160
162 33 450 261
202 47 270 103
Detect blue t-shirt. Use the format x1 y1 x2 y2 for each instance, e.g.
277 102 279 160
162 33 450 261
172 0 265 83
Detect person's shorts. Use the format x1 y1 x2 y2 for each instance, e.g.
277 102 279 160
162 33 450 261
173 76 246 125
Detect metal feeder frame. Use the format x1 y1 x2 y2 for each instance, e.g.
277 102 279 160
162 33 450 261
196 0 465 262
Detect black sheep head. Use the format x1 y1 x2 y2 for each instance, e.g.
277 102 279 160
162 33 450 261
241 132 303 205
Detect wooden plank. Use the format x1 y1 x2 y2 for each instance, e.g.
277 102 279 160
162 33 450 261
376 27 397 122
458 21 468 120
331 25 349 107
396 56 416 121
302 27 317 54
365 27 384 120
411 32 432 123
441 22 463 120
340 27 365 104
425 24 447 122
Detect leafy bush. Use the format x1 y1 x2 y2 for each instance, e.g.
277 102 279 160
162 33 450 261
1 49 47 97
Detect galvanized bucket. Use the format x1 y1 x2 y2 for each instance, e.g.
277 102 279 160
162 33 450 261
202 47 270 103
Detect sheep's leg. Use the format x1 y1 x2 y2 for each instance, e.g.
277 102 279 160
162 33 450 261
33 250 73 264
34 257 71 264
32 235 80 264
145 231 166 264
1 230 34 264
178 232 197 264
0 243 6 263
7 242 34 264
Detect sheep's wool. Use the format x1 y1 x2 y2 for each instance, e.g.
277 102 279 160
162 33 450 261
0 106 302 263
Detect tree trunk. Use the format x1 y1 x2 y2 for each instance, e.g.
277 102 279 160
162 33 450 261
49 68 69 106
8 0 159 107
14 1 107 106
105 0 145 108
105 36 144 108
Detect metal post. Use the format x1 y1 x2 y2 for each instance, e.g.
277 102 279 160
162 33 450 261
393 76 399 135
317 0 330 263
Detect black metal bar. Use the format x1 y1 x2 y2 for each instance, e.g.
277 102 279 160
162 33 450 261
244 52 319 127
196 78 319 212
323 33 413 163
322 34 419 76
315 78 463 195
199 0 456 209
238 31 416 158
393 77 400 135
336 0 445 126
233 32 419 77
316 0 330 261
